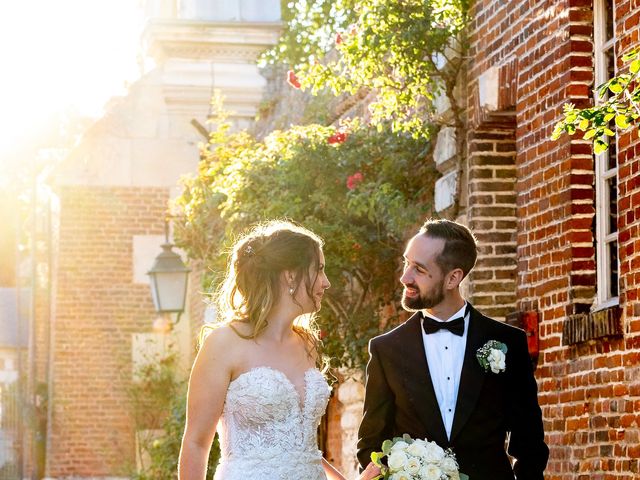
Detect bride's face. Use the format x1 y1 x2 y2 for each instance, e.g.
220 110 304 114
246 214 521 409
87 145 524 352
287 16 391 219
294 249 331 314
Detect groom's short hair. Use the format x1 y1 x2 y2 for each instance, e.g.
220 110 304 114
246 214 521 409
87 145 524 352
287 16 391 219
419 219 478 278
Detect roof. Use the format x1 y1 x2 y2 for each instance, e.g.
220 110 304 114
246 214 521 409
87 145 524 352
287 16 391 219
0 288 29 348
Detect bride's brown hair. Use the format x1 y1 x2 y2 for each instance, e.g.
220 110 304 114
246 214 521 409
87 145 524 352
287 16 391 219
201 220 324 361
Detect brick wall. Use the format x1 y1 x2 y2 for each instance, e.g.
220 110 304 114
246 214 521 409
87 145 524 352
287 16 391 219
468 1 640 478
467 127 518 321
46 186 168 477
612 0 640 472
186 259 207 358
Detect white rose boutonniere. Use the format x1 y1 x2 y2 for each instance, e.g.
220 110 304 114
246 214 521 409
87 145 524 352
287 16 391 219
476 340 508 373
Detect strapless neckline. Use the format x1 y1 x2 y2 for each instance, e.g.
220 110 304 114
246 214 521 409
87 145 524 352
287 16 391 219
229 366 319 413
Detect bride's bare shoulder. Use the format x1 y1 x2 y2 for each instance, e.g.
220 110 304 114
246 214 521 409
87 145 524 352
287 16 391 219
198 323 248 357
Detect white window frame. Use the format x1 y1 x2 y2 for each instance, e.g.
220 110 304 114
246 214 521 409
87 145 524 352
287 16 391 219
593 0 619 309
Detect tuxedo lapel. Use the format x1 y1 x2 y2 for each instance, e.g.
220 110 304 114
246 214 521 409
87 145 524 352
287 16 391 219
400 313 449 447
450 306 486 443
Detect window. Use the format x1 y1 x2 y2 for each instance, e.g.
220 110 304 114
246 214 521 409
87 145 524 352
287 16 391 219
593 0 618 308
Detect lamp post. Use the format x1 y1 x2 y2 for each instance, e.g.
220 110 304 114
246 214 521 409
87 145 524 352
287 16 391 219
147 223 190 333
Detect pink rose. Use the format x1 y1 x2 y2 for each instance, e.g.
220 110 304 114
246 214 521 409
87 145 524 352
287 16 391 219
346 171 364 190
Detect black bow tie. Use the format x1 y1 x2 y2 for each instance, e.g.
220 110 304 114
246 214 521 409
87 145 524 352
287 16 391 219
422 315 465 336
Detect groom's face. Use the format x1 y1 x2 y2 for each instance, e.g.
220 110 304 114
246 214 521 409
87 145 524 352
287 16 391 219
400 234 446 311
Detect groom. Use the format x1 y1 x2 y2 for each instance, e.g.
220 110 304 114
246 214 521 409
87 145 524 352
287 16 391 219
357 219 548 479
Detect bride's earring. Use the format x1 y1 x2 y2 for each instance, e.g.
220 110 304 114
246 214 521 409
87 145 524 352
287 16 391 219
289 286 294 296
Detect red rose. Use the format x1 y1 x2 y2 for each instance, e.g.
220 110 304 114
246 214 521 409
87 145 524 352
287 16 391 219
327 131 348 145
287 70 301 89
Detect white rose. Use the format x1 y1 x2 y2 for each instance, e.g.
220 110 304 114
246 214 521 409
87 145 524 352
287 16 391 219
441 455 458 473
405 456 421 474
406 441 428 458
391 440 410 452
420 464 443 480
423 442 446 463
488 349 506 373
388 450 409 471
390 470 412 480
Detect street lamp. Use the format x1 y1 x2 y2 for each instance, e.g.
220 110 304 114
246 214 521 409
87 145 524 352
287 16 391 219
147 224 190 332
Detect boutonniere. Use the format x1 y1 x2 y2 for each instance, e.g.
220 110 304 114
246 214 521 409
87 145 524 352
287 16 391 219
476 340 507 373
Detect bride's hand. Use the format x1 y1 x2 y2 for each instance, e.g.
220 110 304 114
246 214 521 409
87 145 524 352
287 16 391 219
355 462 381 480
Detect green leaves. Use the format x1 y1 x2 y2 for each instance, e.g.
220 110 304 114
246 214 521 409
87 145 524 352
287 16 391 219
594 139 609 155
608 80 623 94
551 48 640 153
615 114 630 129
261 0 359 69
583 129 597 140
381 439 394 456
294 0 470 138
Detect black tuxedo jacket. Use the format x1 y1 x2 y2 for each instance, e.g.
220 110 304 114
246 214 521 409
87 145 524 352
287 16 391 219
357 305 548 480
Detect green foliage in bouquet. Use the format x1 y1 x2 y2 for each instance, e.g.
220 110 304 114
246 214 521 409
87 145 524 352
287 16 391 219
173 112 437 372
552 48 640 153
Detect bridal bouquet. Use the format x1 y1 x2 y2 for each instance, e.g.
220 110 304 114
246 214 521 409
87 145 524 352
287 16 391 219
370 434 468 480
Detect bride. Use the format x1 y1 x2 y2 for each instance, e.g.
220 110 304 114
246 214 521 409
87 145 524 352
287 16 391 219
178 221 379 480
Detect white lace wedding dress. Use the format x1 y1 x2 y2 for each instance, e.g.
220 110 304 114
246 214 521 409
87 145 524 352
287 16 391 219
213 366 331 480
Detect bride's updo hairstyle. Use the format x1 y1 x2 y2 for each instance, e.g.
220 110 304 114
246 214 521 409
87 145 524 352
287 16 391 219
205 220 324 351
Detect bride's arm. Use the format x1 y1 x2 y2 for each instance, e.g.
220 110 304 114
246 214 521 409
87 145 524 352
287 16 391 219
321 458 346 480
178 329 233 480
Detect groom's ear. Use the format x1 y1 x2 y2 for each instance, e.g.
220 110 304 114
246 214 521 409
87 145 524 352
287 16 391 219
445 268 464 290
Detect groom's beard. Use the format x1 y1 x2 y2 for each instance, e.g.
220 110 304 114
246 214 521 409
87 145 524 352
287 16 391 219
401 281 445 311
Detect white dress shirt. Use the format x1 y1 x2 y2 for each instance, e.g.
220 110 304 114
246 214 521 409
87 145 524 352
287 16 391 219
420 303 469 440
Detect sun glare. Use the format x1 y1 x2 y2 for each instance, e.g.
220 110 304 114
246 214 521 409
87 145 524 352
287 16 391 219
0 0 144 161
